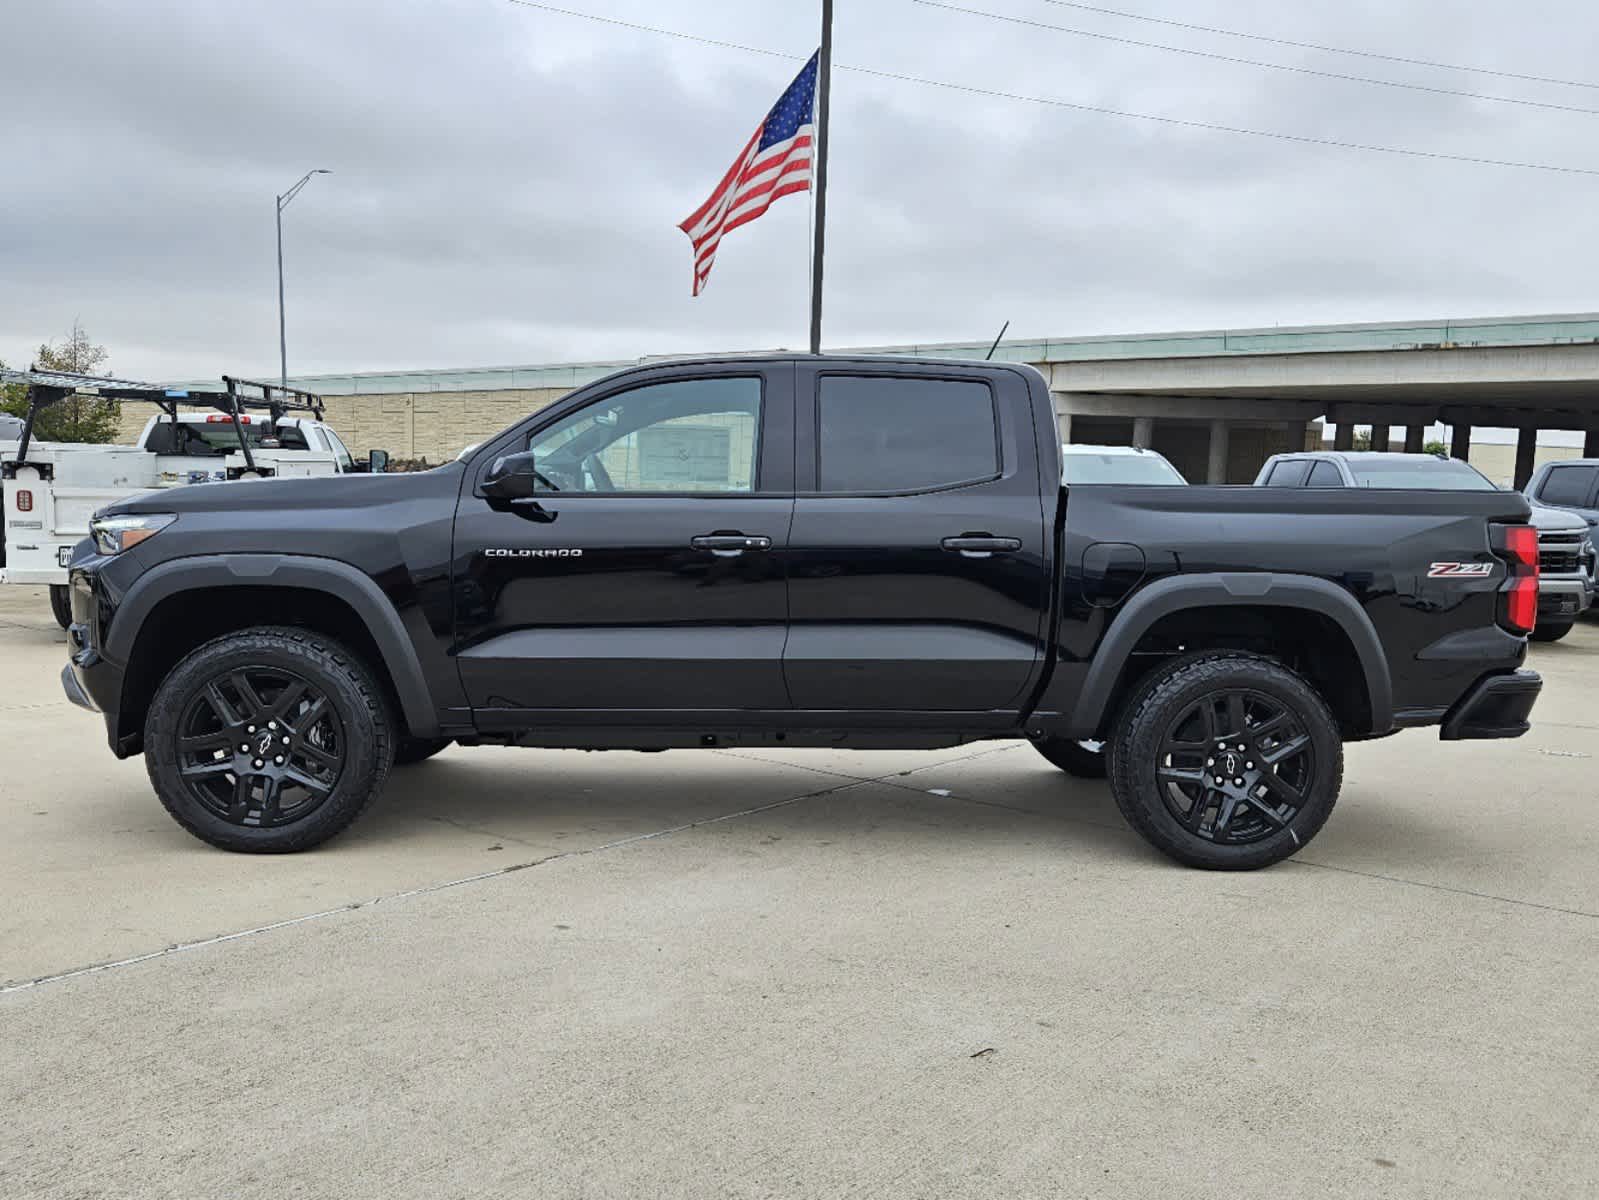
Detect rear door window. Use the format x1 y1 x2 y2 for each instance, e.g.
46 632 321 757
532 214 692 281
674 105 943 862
1306 461 1344 487
816 376 998 493
1537 464 1599 507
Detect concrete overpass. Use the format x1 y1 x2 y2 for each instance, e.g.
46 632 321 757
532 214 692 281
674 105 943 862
873 313 1599 486
187 312 1599 483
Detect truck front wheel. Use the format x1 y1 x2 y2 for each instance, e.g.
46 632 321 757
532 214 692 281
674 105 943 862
1108 652 1342 870
49 584 72 631
143 626 395 853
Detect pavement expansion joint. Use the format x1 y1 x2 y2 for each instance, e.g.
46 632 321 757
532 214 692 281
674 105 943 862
2 753 1002 996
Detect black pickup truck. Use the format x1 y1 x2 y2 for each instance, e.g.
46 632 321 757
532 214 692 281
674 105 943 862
61 355 1543 869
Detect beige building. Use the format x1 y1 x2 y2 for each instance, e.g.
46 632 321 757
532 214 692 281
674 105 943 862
128 312 1599 483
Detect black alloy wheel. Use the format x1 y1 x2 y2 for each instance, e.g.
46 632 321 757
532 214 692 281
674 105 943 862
145 627 393 852
174 667 345 828
1153 689 1313 845
1108 652 1342 870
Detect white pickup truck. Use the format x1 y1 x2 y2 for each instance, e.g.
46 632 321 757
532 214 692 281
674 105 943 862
2 373 380 627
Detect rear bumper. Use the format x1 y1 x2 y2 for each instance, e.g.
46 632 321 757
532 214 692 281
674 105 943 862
1439 670 1542 740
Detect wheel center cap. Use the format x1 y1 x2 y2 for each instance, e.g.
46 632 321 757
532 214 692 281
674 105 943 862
255 730 277 759
1222 751 1240 776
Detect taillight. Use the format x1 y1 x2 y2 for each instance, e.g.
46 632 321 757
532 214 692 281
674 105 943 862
14 490 31 513
1492 523 1539 635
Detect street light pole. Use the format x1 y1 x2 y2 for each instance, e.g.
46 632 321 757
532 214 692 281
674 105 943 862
275 169 331 390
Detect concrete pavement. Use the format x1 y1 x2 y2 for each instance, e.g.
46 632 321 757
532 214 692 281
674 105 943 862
1 584 1595 1198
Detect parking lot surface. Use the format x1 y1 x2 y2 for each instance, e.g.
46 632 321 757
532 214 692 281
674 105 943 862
1 583 1595 1198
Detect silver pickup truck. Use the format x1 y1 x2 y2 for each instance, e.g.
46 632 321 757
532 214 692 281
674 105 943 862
1256 450 1594 642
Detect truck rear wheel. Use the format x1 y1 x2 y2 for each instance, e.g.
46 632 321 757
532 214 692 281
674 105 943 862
1108 652 1342 870
49 584 72 631
143 626 394 853
1031 736 1107 778
1529 620 1573 643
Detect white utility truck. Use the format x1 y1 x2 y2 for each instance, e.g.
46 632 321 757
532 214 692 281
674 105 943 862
2 371 385 627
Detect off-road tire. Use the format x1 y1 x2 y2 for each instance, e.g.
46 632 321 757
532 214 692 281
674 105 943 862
1031 736 1108 778
145 626 394 853
1530 621 1573 643
394 736 452 766
1108 652 1342 870
49 584 72 631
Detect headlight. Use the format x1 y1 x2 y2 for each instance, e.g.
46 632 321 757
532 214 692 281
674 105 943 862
90 513 175 555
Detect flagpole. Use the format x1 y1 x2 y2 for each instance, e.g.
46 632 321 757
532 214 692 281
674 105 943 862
808 0 834 355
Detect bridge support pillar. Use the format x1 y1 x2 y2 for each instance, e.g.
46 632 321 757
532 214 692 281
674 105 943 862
1514 427 1537 489
1405 425 1426 453
1585 428 1599 458
1207 419 1230 484
1369 424 1391 452
1056 411 1072 446
1333 422 1354 451
1450 423 1472 461
1132 416 1154 449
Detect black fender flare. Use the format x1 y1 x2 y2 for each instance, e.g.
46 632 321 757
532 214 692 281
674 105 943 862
1065 572 1393 739
106 553 439 737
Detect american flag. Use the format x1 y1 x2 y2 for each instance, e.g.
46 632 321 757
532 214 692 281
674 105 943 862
679 52 819 296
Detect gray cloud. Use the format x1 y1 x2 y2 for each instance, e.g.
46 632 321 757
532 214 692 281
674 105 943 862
2 0 1597 381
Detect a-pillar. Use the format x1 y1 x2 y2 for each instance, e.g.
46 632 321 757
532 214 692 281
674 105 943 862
1132 416 1154 449
1333 422 1354 451
1369 424 1391 452
1514 427 1538 489
1207 419 1230 484
1450 423 1472 461
1404 425 1425 453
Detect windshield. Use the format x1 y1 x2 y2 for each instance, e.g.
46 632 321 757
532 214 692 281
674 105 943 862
1346 459 1496 490
185 424 269 451
1062 451 1186 485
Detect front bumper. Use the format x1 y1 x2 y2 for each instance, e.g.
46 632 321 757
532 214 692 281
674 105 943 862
1536 575 1592 620
1439 670 1542 740
61 662 98 712
61 566 135 753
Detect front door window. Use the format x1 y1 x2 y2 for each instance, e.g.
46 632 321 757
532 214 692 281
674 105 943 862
529 378 762 494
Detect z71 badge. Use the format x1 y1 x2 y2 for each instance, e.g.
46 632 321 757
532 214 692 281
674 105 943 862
1428 562 1495 578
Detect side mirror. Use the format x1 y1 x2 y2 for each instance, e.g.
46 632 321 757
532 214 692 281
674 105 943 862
368 448 391 474
483 450 539 502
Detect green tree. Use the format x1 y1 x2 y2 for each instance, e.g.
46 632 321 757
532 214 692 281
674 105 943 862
1351 430 1372 451
1424 440 1448 455
0 323 122 443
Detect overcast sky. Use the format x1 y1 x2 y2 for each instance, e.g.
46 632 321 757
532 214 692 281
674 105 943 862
3 0 1597 381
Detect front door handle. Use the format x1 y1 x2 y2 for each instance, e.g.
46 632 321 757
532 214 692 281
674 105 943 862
691 533 773 557
941 534 1022 559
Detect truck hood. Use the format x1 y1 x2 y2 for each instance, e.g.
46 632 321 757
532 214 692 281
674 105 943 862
1526 502 1591 533
103 464 464 518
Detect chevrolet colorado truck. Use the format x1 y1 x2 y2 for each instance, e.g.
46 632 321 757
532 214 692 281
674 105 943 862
61 356 1543 869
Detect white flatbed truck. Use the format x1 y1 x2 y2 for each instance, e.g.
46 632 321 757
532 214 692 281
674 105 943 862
2 371 385 626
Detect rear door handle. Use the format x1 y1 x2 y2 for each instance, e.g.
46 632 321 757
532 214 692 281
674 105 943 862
941 534 1022 558
691 533 773 557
